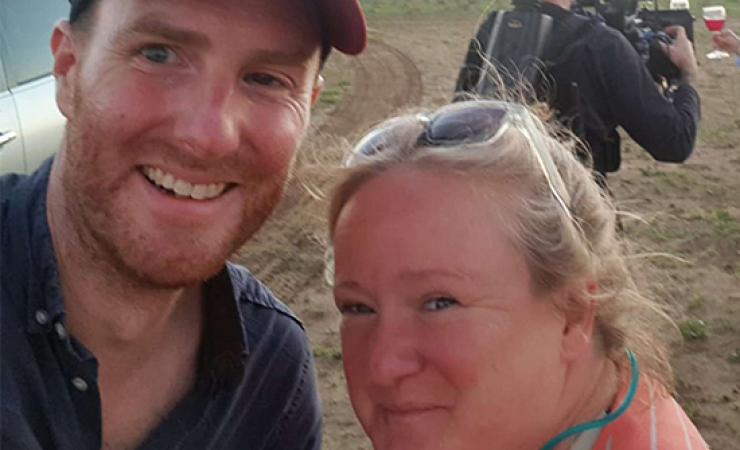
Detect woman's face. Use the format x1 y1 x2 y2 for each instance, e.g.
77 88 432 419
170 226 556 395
332 168 572 450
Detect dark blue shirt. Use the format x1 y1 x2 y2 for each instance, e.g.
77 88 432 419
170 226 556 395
0 160 322 450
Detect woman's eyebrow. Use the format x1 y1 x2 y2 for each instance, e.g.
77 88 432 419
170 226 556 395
397 268 470 281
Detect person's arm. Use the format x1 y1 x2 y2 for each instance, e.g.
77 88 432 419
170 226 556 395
595 28 700 163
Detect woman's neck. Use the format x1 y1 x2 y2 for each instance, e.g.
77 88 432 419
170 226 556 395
554 355 620 450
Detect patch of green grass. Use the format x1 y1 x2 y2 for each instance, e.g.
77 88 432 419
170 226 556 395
686 295 706 312
638 168 693 191
679 319 709 341
700 123 739 149
313 345 343 361
684 209 740 246
711 209 740 244
317 79 352 108
714 209 739 231
318 88 343 106
636 220 689 243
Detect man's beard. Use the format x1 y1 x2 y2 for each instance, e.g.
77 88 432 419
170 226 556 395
58 94 287 289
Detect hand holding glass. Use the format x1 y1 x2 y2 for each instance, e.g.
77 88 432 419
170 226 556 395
703 6 730 59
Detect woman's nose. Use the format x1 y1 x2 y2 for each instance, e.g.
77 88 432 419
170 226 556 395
366 317 424 387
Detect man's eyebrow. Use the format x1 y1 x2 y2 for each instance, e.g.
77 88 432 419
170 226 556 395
113 16 210 48
112 17 318 68
246 48 319 68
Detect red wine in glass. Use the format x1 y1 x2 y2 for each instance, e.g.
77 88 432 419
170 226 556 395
704 18 726 32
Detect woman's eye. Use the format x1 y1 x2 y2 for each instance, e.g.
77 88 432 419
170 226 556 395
338 303 375 316
139 45 175 64
423 296 459 311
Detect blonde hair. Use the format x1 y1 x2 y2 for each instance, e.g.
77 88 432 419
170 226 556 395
327 100 674 388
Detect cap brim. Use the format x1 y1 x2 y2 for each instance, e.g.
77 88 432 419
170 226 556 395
316 0 368 55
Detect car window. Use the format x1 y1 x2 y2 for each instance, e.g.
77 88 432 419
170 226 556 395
0 0 68 87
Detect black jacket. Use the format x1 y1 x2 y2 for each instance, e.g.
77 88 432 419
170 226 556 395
455 3 701 174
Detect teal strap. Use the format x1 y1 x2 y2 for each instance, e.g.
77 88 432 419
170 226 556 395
540 349 640 450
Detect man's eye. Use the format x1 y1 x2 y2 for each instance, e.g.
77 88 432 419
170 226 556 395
139 45 174 64
423 296 459 311
244 73 289 89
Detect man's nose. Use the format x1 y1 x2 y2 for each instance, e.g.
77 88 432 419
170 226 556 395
171 84 242 158
367 317 423 387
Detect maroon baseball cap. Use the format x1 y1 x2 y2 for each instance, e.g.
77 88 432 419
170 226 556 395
315 0 368 55
68 0 367 55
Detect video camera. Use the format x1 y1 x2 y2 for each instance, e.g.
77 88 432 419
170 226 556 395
572 0 694 90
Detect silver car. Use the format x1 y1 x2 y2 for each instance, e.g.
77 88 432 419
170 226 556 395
1 0 68 175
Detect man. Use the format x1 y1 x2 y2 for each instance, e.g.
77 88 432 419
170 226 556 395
454 0 700 181
0 0 366 449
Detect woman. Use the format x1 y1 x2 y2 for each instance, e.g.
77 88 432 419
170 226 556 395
327 100 708 450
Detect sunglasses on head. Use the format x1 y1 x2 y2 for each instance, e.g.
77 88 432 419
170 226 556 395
344 101 573 220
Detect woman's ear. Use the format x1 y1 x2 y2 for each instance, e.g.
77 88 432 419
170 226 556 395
559 288 597 362
51 20 79 120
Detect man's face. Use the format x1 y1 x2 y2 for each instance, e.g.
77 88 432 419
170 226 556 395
52 0 323 287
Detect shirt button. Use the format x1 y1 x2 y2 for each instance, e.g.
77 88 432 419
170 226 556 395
54 323 67 339
35 310 49 325
71 377 88 392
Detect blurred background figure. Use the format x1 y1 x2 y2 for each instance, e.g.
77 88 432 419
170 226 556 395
454 0 701 190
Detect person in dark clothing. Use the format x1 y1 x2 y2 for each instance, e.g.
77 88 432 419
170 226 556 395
0 0 367 449
454 0 701 179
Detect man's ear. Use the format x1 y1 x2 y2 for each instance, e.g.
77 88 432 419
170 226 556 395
560 290 597 362
51 20 79 120
310 74 325 107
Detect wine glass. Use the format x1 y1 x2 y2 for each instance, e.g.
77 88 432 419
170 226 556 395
703 6 730 59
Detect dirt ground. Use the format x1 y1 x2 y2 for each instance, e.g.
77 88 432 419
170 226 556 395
233 12 740 450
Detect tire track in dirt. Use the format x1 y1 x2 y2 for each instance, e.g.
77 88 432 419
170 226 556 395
234 39 423 304
317 39 423 138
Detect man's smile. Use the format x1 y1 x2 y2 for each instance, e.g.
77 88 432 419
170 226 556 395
140 166 232 200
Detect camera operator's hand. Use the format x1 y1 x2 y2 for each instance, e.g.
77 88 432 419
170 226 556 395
713 29 740 56
661 25 699 83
